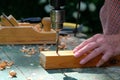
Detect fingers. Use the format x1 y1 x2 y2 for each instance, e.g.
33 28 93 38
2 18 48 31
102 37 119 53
96 51 113 67
73 37 95 53
80 47 104 64
73 39 93 52
74 41 98 58
73 34 102 53
78 48 113 67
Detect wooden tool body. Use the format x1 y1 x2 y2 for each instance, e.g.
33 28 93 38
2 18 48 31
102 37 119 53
40 50 120 69
0 15 56 44
0 26 56 44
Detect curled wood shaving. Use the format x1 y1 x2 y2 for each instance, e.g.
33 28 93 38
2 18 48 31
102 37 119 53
9 70 17 77
0 60 14 70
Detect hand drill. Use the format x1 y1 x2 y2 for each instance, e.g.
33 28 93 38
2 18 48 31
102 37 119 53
49 0 65 54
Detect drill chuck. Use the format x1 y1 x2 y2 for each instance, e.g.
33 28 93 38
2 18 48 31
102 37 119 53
50 9 65 30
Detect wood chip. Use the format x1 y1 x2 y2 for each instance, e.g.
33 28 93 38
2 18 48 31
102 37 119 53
9 70 17 77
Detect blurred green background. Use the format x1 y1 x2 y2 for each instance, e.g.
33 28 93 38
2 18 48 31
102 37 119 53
0 0 104 34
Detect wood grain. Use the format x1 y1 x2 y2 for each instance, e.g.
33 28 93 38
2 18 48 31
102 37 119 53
0 15 13 26
8 15 19 26
40 50 120 69
0 27 56 44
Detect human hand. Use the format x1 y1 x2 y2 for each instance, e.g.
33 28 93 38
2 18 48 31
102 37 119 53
73 34 120 67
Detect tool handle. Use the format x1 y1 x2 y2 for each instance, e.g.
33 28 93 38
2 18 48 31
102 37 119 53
42 17 51 32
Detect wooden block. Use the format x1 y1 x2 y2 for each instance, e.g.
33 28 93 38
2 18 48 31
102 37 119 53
40 50 120 69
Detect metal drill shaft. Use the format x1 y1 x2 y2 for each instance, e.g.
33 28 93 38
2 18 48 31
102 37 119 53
56 31 59 54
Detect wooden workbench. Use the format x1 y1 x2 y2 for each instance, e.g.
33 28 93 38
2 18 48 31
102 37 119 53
0 43 120 80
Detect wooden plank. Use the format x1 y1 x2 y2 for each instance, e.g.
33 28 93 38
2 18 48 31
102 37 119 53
40 50 120 69
2 45 55 80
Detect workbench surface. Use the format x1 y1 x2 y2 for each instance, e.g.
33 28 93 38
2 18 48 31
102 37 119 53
0 44 120 80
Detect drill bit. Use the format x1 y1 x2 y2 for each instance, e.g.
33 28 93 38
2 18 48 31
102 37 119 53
56 31 59 55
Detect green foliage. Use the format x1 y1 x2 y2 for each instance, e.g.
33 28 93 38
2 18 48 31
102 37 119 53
65 0 104 34
0 0 104 34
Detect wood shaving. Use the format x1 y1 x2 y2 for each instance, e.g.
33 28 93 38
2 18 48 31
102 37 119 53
9 70 17 77
58 42 67 50
20 46 37 55
27 77 32 80
0 60 14 70
7 61 14 67
38 46 49 52
20 49 29 53
20 46 29 53
27 48 36 55
0 61 8 70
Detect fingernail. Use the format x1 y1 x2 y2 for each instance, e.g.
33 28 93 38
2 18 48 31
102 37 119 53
96 63 101 67
80 60 85 64
73 53 78 57
96 64 100 67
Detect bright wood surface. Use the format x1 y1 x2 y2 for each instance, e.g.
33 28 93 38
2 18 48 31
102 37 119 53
40 50 120 69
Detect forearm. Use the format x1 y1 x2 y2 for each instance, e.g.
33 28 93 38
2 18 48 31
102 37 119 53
100 0 120 35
